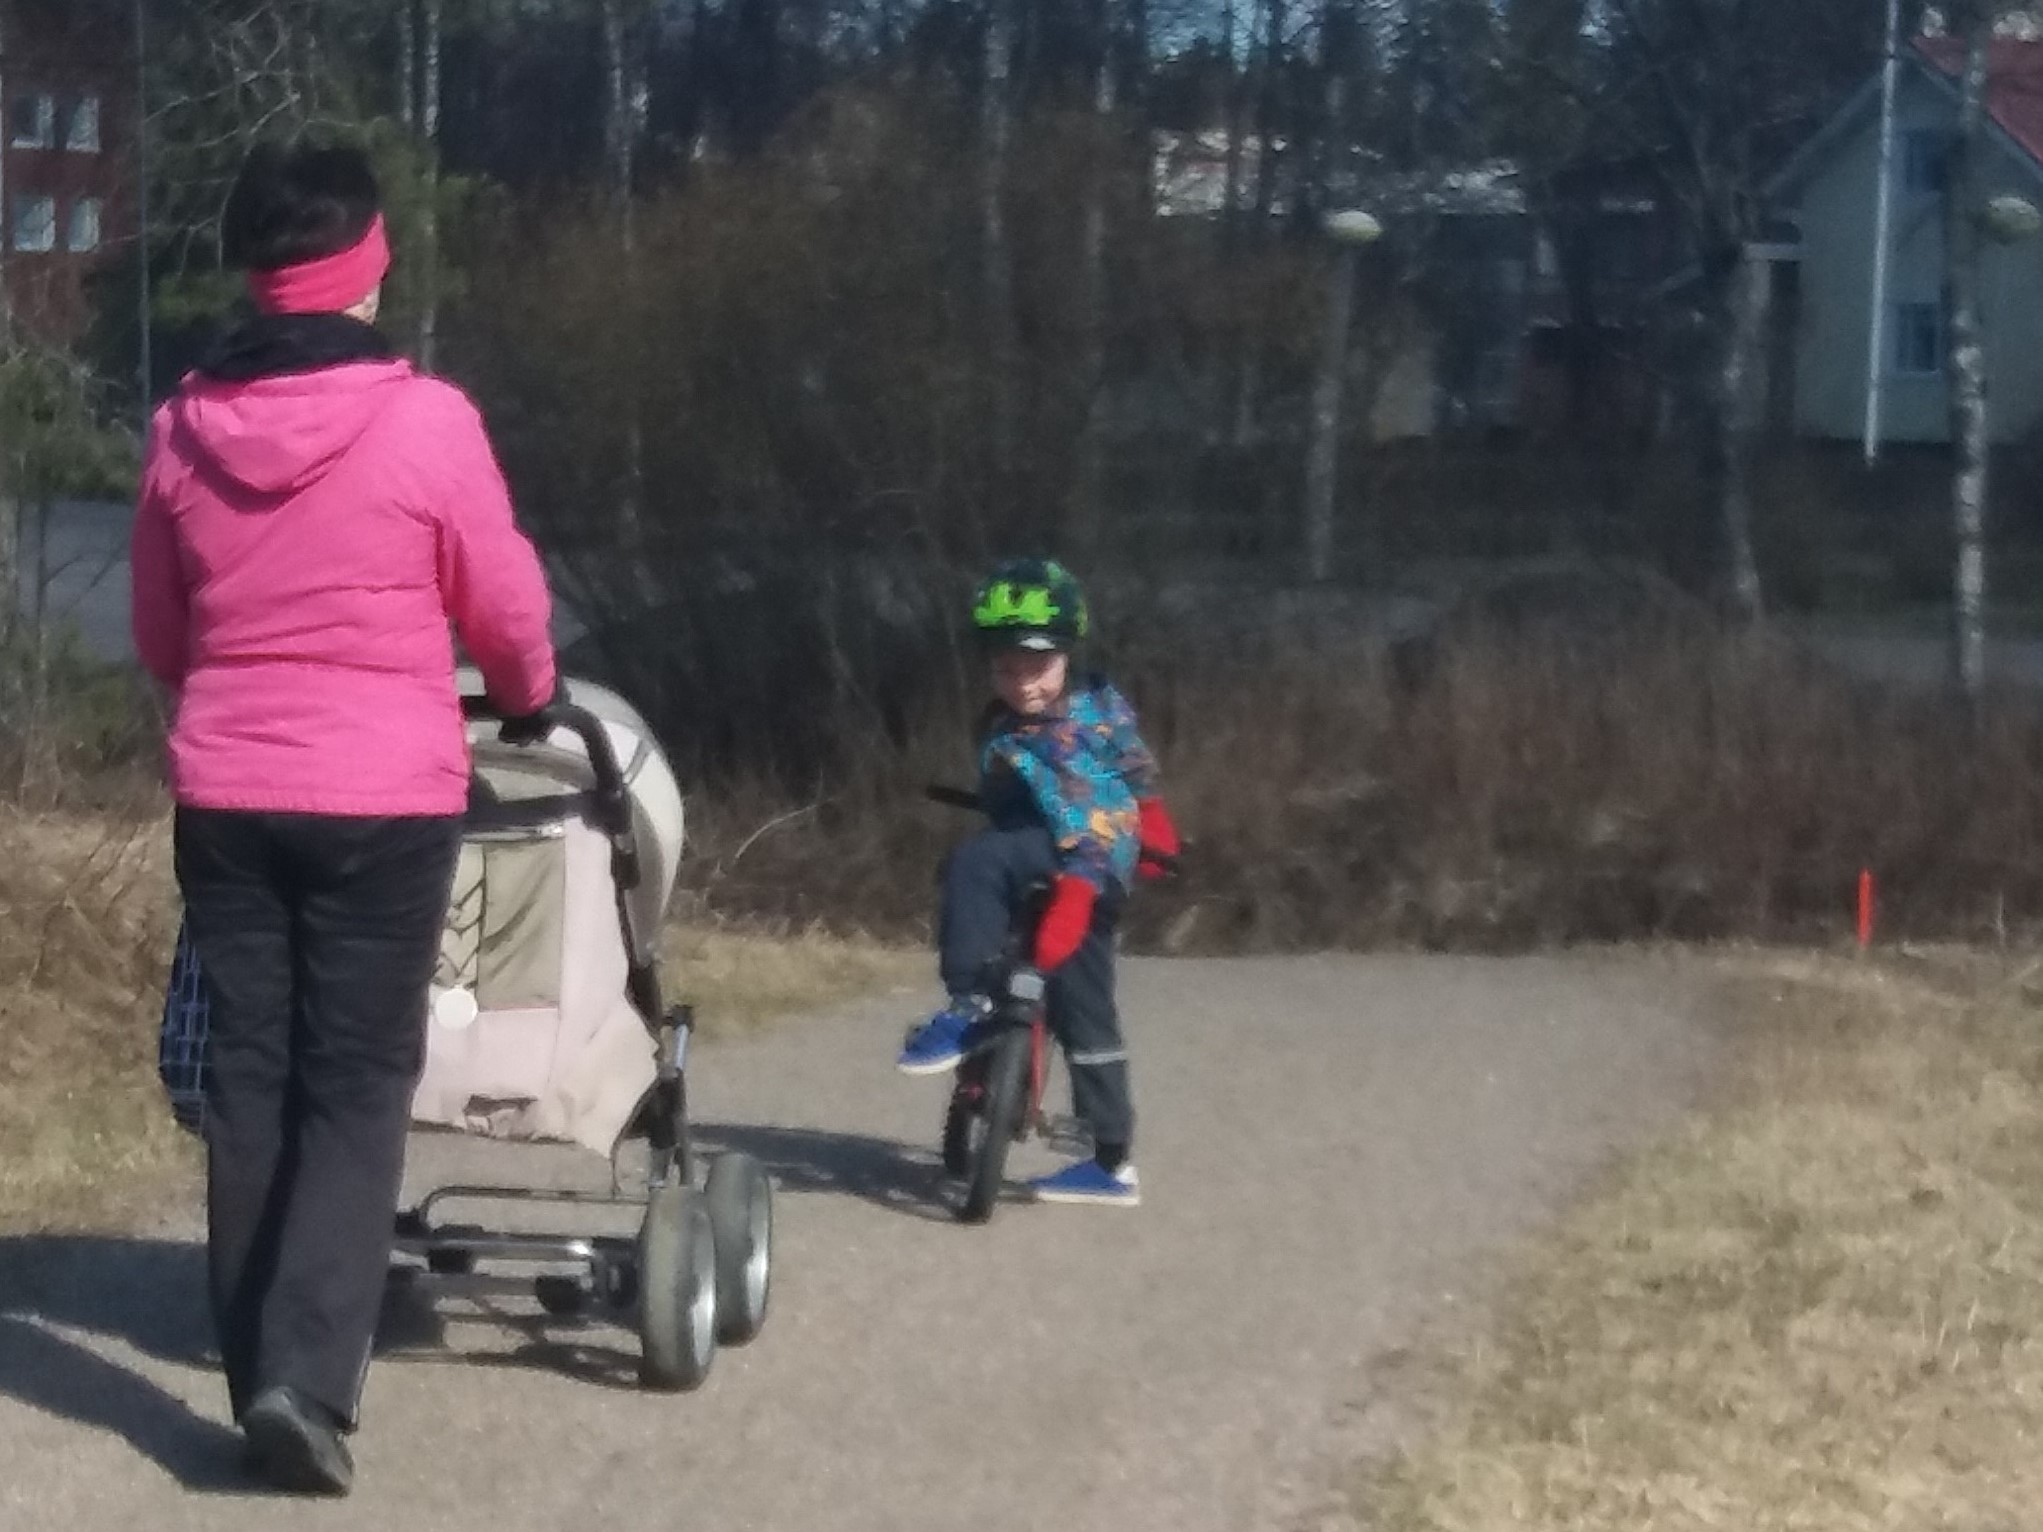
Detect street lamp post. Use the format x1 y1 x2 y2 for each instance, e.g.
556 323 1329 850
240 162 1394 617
1303 207 1382 584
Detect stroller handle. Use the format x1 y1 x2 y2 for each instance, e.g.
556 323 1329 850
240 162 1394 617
464 693 637 873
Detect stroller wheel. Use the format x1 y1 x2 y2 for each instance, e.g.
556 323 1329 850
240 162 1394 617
705 1153 773 1345
637 1182 717 1391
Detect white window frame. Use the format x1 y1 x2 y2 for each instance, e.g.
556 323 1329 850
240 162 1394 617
10 92 55 149
66 197 102 253
12 193 57 253
1893 300 1945 377
64 96 101 153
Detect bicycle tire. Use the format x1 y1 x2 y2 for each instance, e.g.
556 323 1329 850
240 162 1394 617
941 1087 975 1180
959 1026 1031 1224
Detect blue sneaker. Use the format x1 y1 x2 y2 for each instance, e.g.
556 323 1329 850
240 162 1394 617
1028 1160 1141 1206
897 999 990 1076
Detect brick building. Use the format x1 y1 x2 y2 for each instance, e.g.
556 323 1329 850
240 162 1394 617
0 0 133 345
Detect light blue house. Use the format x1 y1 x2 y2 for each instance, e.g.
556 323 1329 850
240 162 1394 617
1770 36 2043 445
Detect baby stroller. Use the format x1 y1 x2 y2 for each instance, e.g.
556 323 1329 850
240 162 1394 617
389 671 772 1391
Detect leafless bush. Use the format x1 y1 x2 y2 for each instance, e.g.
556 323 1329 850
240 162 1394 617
677 621 2043 953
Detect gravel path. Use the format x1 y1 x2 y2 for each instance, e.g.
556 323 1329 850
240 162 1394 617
0 953 1713 1530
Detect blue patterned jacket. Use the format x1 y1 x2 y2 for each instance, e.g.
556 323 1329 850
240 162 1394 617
977 674 1161 892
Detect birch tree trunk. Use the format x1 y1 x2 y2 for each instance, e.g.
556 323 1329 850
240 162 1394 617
982 0 1020 498
1071 0 1117 555
1124 0 1149 217
1946 6 1992 700
0 13 14 640
1230 0 1285 448
1219 0 1246 244
0 484 14 649
1251 0 1284 222
602 0 638 226
1300 3 1352 583
1687 236 1765 623
1717 249 1766 623
602 0 656 607
1214 0 1247 442
417 0 441 371
397 0 416 131
1302 245 1353 583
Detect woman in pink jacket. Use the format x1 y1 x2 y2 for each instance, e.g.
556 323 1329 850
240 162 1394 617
130 141 557 1496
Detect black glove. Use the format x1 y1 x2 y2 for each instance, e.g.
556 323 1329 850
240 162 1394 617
497 680 565 746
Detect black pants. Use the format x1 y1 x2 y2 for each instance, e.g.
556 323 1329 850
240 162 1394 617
174 808 461 1429
938 827 1133 1158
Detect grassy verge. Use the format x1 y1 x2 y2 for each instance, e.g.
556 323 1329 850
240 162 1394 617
0 808 917 1234
1350 948 2043 1530
0 982 199 1234
0 809 187 1232
662 921 921 1039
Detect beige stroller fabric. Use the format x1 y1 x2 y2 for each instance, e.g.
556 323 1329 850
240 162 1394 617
408 677 684 1157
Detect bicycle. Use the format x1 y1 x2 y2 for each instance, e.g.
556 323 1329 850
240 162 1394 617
922 784 1177 1223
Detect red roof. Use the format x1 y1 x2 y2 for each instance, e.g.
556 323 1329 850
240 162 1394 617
1917 37 2043 167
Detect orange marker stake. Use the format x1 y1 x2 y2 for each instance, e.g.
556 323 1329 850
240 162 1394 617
1857 869 1876 950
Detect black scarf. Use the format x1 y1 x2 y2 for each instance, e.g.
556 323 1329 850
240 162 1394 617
201 312 395 383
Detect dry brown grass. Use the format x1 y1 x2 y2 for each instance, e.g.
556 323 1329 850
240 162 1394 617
681 623 2043 954
0 807 193 1232
660 919 921 1039
0 805 916 1234
1351 947 2043 1531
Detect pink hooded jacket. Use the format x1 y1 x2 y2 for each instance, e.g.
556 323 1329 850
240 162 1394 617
131 358 558 817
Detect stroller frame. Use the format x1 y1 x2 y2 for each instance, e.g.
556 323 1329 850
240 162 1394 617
387 692 769 1392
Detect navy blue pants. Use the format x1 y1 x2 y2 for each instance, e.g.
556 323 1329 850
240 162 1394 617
938 827 1133 1158
175 808 461 1429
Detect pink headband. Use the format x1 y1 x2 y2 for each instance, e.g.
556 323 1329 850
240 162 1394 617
247 214 391 315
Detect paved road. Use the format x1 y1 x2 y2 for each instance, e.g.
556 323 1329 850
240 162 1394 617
39 499 2043 692
0 954 1711 1531
15 501 597 667
13 500 134 662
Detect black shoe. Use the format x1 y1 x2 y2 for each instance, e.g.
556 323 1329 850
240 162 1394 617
240 1386 355 1497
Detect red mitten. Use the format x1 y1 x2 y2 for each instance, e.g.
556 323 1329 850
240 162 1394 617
1137 797 1181 881
1033 875 1099 971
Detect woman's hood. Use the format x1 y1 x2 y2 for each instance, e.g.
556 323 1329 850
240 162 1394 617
168 359 413 497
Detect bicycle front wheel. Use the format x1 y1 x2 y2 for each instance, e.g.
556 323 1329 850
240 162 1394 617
959 1027 1031 1224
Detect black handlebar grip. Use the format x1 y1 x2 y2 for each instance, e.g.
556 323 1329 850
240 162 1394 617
465 691 631 822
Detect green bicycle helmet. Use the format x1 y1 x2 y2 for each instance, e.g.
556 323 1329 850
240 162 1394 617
970 558 1089 651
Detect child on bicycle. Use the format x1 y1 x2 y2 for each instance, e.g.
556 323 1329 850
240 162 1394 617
896 558 1180 1207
